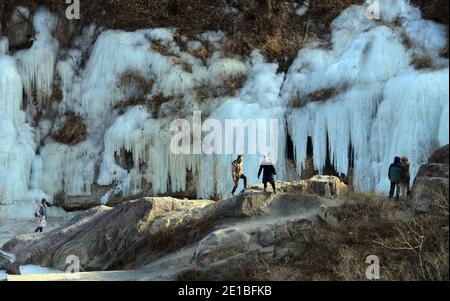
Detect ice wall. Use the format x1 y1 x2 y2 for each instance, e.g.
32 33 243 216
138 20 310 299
0 54 37 218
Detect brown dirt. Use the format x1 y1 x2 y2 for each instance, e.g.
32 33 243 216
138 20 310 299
411 0 449 24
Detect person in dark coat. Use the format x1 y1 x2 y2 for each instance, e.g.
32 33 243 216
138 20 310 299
388 157 404 200
258 156 277 193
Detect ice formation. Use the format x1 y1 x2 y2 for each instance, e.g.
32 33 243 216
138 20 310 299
283 2 449 192
0 55 36 215
14 8 59 109
0 1 448 220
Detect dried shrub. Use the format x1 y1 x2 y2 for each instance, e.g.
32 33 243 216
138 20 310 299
150 40 172 57
292 95 306 108
114 93 172 118
53 111 87 145
297 193 449 281
194 46 210 61
148 93 173 117
197 74 246 100
309 87 338 102
412 55 438 70
118 70 154 95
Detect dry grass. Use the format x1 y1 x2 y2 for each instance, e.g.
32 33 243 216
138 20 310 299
197 73 247 100
412 55 439 70
193 46 211 63
150 40 172 57
114 70 176 117
293 193 449 281
118 70 154 95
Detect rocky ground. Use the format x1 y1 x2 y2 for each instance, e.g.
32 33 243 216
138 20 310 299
1 146 448 281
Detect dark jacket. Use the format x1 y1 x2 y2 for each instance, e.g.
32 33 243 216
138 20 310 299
389 157 404 183
258 164 277 183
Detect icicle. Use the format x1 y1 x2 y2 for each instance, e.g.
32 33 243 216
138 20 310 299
14 8 59 108
0 37 8 55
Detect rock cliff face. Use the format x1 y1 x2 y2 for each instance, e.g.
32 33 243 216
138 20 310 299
412 145 449 212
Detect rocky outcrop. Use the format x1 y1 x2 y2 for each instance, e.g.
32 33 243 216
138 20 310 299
0 198 211 273
412 145 449 213
1 183 341 278
252 176 349 198
5 6 32 49
0 250 18 275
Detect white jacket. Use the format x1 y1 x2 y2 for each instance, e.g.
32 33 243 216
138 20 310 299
35 204 47 228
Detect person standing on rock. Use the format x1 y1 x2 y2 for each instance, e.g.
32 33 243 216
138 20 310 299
388 157 404 200
231 155 248 196
400 156 411 196
34 199 48 233
258 155 277 193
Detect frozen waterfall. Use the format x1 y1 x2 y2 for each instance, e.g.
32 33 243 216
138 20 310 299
0 1 448 219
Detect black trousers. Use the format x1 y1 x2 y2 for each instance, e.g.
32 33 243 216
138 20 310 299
264 181 276 192
389 182 400 199
232 175 248 195
35 227 43 233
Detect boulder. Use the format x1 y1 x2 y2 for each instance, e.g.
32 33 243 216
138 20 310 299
194 228 251 266
0 250 19 275
5 6 32 49
0 198 209 272
307 176 349 197
412 145 449 213
429 144 449 164
252 176 348 198
318 205 340 228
